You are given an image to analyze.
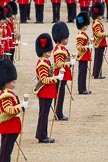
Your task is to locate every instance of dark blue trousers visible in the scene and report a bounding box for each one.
[92,47,105,78]
[78,61,88,93]
[54,80,67,118]
[52,3,61,22]
[36,98,52,140]
[0,134,18,162]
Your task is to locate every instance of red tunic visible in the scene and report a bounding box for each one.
[92,0,101,2]
[6,22,14,50]
[105,0,108,4]
[0,0,10,6]
[53,44,72,81]
[92,19,107,48]
[65,0,75,3]
[76,31,91,61]
[34,0,45,5]
[7,19,16,49]
[51,0,61,3]
[0,88,23,134]
[0,26,4,56]
[1,23,10,52]
[79,0,90,7]
[36,57,57,98]
[17,0,29,4]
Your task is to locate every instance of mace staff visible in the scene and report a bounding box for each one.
[15,141,27,161]
[50,105,58,120]
[66,83,74,101]
[14,19,21,61]
[49,68,65,139]
[16,94,29,162]
[49,80,61,139]
[88,38,94,91]
[103,46,108,64]
[98,46,108,78]
[16,111,25,162]
[69,65,74,118]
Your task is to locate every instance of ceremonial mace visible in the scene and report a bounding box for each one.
[69,64,74,118]
[16,93,29,162]
[88,38,93,91]
[98,46,108,78]
[68,53,76,118]
[49,68,65,138]
[15,19,21,61]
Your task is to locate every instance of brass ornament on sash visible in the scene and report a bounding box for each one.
[32,65,54,95]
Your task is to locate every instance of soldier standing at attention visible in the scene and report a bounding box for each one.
[0,59,28,162]
[79,0,90,12]
[17,0,29,23]
[35,33,59,143]
[52,21,75,120]
[51,0,61,23]
[90,2,108,79]
[34,0,45,23]
[76,11,92,94]
[66,0,76,23]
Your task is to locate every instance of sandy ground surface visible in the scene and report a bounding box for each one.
[8,2,108,162]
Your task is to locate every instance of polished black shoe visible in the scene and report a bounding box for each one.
[34,21,40,24]
[98,76,105,79]
[94,76,105,79]
[39,137,55,143]
[40,21,44,24]
[79,90,92,95]
[67,20,74,23]
[58,115,68,121]
[20,21,27,24]
[67,21,72,23]
[51,21,56,23]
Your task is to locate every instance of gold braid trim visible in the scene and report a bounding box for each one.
[0,90,22,123]
[0,113,15,124]
[76,33,88,61]
[54,49,67,56]
[36,60,50,70]
[0,91,15,100]
[92,20,100,29]
[76,33,87,40]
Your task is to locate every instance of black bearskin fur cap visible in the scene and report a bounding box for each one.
[52,21,69,43]
[4,5,12,18]
[8,1,18,15]
[0,59,17,90]
[35,33,53,57]
[76,11,90,30]
[0,6,6,20]
[90,2,104,20]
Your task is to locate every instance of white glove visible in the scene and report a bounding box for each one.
[88,44,93,50]
[71,58,76,65]
[57,73,64,80]
[16,113,21,117]
[22,100,28,110]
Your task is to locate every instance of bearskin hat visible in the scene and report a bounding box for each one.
[0,59,17,90]
[76,11,90,30]
[52,21,69,43]
[4,5,12,18]
[0,6,6,20]
[35,33,53,57]
[90,2,104,20]
[8,1,18,15]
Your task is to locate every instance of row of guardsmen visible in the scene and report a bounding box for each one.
[0,0,108,24]
[0,0,20,62]
[0,2,108,162]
